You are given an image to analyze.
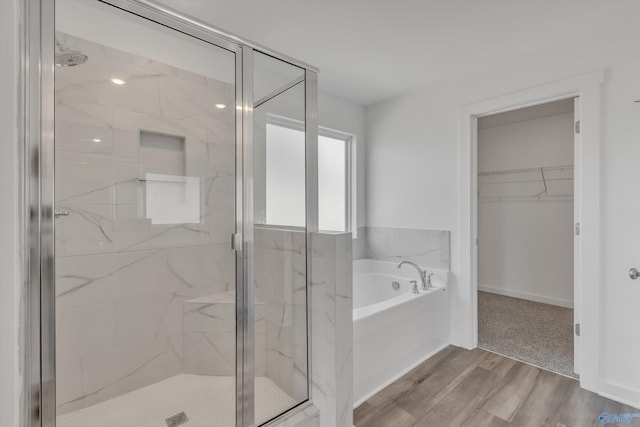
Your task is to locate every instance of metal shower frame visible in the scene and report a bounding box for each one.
[21,1,319,426]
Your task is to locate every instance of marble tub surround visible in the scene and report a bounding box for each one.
[362,226,450,270]
[54,32,237,413]
[311,232,353,427]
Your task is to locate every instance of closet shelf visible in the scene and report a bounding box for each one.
[478,164,573,177]
[478,164,573,199]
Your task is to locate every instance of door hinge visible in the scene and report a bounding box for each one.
[231,233,241,251]
[575,120,581,134]
[575,323,581,336]
[575,222,580,236]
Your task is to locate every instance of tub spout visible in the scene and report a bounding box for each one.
[397,260,427,291]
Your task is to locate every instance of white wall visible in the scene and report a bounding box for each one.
[478,110,574,172]
[366,15,640,407]
[477,111,574,308]
[0,1,21,426]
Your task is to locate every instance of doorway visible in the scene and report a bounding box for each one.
[475,99,577,377]
[459,70,603,392]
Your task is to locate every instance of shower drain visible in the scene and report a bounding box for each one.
[166,412,189,427]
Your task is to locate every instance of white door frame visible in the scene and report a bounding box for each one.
[458,70,603,392]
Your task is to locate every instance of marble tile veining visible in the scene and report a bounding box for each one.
[55,32,237,412]
[364,226,450,270]
[311,232,353,427]
[254,226,309,403]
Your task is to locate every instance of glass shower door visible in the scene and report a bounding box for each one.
[54,1,239,425]
[252,51,310,425]
[49,2,315,426]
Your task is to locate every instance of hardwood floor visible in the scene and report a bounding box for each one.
[354,346,639,427]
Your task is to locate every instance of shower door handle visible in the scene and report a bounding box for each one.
[54,208,70,219]
[231,233,241,251]
[629,268,640,280]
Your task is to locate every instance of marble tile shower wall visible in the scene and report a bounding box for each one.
[359,226,450,270]
[254,226,308,402]
[352,226,367,260]
[54,34,237,413]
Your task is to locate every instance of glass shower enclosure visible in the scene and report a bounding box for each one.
[28,1,317,426]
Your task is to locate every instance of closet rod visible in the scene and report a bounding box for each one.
[480,177,573,185]
[478,164,573,177]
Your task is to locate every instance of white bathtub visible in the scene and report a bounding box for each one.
[353,259,450,406]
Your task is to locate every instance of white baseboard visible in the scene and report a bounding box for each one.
[478,284,573,308]
[352,342,450,409]
[450,331,474,350]
[599,381,640,410]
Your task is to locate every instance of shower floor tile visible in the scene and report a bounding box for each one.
[57,375,297,427]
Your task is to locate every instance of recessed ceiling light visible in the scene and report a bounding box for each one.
[215,103,226,109]
[111,78,126,85]
[92,138,101,143]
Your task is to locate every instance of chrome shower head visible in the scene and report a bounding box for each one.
[55,39,88,67]
[56,52,88,67]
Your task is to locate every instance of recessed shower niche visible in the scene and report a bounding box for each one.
[138,131,201,225]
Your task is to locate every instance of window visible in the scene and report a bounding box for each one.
[265,123,306,227]
[264,117,354,233]
[318,132,349,232]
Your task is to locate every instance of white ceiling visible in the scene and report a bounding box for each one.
[158,0,640,106]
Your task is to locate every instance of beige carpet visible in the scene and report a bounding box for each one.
[478,291,576,378]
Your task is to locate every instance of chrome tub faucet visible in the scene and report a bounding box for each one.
[397,260,431,291]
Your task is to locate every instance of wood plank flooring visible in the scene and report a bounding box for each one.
[354,346,639,427]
